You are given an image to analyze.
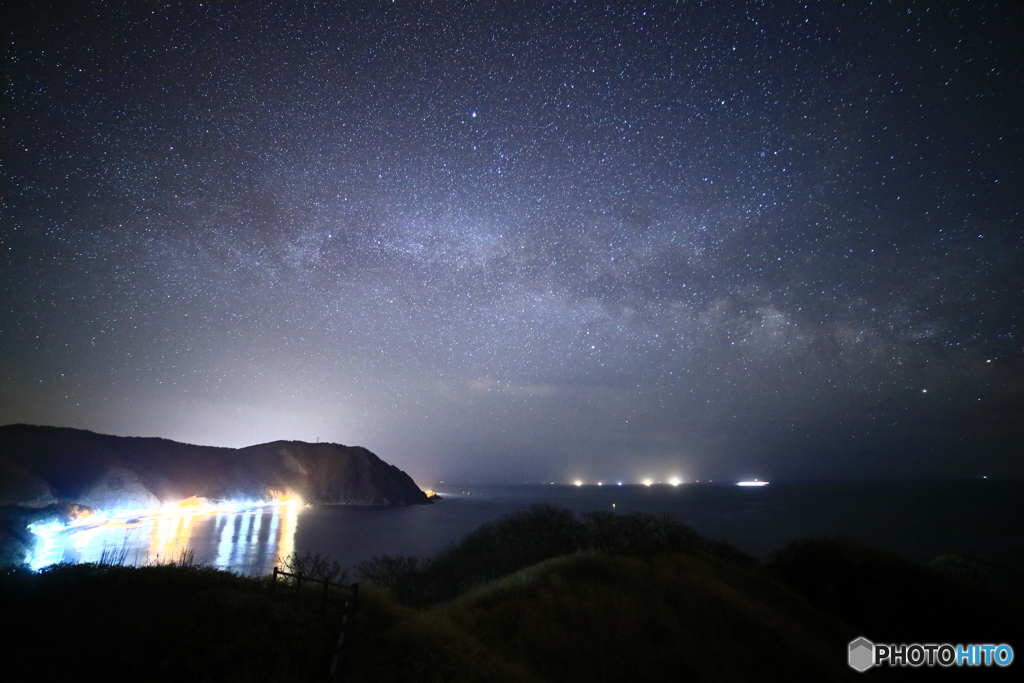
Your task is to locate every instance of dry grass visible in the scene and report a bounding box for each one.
[425,551,857,683]
[0,561,339,682]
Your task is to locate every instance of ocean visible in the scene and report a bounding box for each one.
[37,479,1024,574]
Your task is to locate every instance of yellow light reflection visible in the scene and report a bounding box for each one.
[275,499,298,569]
[227,509,255,567]
[149,507,198,563]
[215,513,233,568]
[29,495,304,572]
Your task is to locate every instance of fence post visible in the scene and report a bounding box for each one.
[271,566,278,594]
[329,583,358,683]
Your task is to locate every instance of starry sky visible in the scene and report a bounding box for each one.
[4,2,1023,484]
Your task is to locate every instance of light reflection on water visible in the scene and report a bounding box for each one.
[53,504,299,573]
[32,481,1024,575]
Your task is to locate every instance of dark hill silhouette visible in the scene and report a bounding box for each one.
[0,424,427,508]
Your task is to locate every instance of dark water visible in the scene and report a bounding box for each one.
[47,479,1024,573]
[297,480,1024,572]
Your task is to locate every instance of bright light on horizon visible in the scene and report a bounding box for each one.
[737,480,769,487]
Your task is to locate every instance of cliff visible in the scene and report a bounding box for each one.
[0,424,428,509]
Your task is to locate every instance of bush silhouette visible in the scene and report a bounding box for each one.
[767,536,1023,645]
[583,510,758,567]
[355,555,419,593]
[280,551,349,583]
[358,504,755,605]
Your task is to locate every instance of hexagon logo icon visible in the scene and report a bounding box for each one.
[849,637,875,672]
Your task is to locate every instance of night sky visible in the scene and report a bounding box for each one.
[4,2,1022,484]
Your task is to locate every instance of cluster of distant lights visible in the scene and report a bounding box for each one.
[569,478,768,487]
[26,494,302,570]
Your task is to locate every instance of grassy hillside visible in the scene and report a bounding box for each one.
[1,560,339,682]
[423,551,856,682]
[3,505,1020,682]
[347,536,1022,682]
[766,536,1024,646]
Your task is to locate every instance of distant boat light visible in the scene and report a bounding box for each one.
[737,480,769,487]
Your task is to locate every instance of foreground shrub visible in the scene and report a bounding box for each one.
[356,554,419,592]
[344,583,539,683]
[0,562,339,682]
[766,536,1024,645]
[433,552,855,683]
[280,550,350,583]
[358,504,756,605]
[928,553,1024,599]
[583,510,758,567]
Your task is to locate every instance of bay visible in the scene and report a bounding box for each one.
[42,479,1024,573]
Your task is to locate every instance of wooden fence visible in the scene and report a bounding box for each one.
[270,567,359,682]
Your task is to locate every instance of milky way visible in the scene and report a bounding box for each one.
[4,2,1022,482]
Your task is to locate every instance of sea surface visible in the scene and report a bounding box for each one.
[40,479,1024,574]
